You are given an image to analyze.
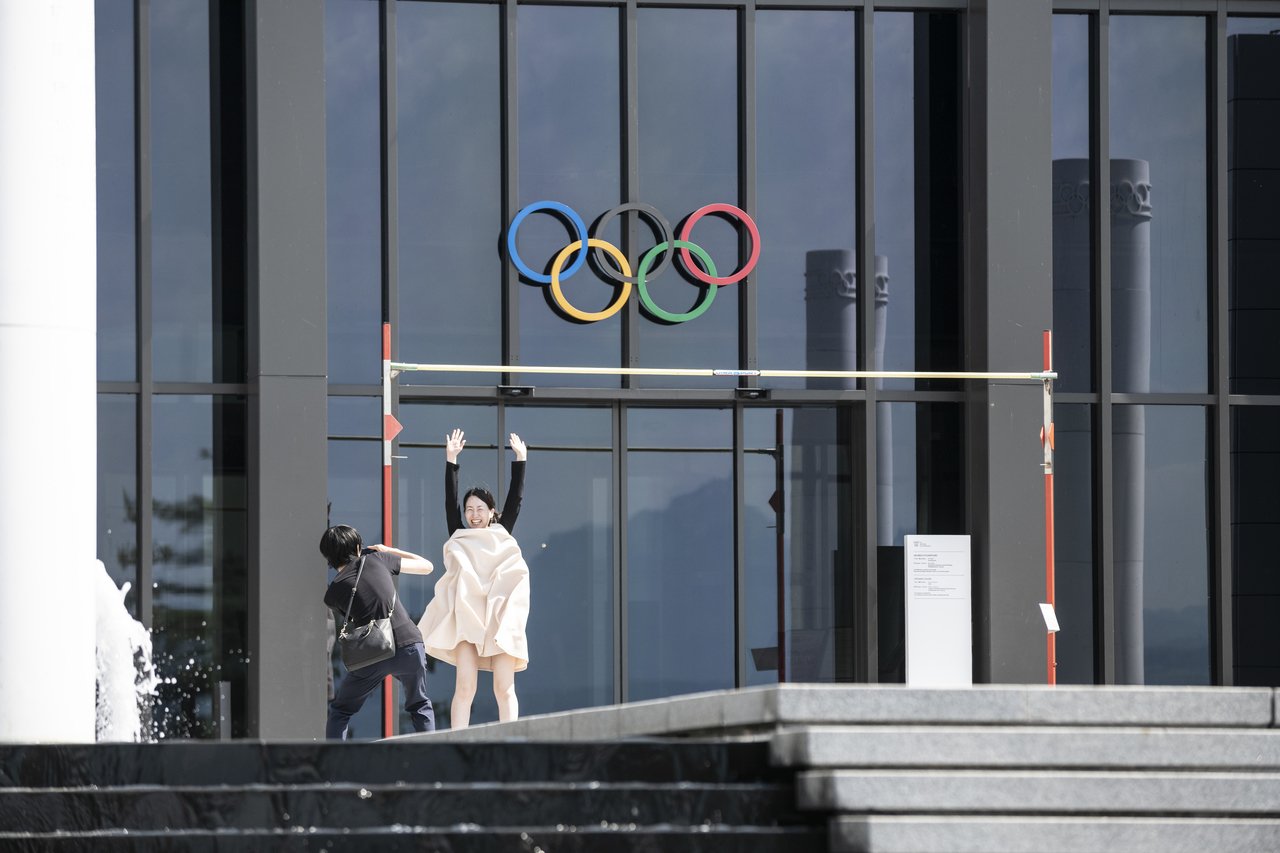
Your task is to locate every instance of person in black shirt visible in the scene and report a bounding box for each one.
[321,524,436,739]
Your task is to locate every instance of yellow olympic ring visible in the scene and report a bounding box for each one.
[549,239,633,322]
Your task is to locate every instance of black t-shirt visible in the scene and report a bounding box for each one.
[324,550,423,648]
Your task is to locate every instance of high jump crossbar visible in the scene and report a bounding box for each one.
[390,362,1057,382]
[377,328,1059,738]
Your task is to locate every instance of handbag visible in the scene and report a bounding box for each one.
[337,556,397,670]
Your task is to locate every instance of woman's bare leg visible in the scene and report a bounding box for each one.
[451,642,479,729]
[492,653,519,722]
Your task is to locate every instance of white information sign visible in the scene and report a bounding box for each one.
[905,534,972,687]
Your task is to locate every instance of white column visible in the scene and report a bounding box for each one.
[0,0,98,742]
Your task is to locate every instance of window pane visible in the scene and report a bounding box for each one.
[398,2,502,386]
[152,396,249,738]
[1055,404,1094,684]
[1051,14,1093,393]
[326,0,382,384]
[1227,24,1280,394]
[756,11,856,389]
[636,9,739,386]
[152,1,226,381]
[505,407,614,713]
[97,0,136,381]
[98,394,139,615]
[1110,16,1208,393]
[328,395,380,438]
[514,5,621,387]
[874,12,963,391]
[743,407,857,686]
[1231,407,1280,686]
[1113,405,1209,685]
[627,409,733,699]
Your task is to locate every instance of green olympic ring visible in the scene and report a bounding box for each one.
[636,241,718,324]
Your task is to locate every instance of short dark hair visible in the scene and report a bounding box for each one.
[319,524,363,568]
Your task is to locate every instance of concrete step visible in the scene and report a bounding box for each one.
[830,815,1280,853]
[798,769,1280,816]
[0,781,802,834]
[773,725,1280,770]
[404,684,1277,741]
[0,825,828,853]
[0,738,776,787]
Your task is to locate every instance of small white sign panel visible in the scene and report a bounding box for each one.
[905,534,972,687]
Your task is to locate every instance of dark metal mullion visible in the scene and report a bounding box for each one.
[623,0,639,387]
[1210,2,1232,685]
[380,0,398,334]
[502,0,520,381]
[732,403,746,688]
[739,1,758,384]
[496,403,507,506]
[1091,6,1116,684]
[854,6,878,682]
[615,403,627,703]
[136,0,154,630]
[730,0,757,693]
[380,1,401,507]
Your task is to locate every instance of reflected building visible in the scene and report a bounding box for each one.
[787,250,890,681]
[1053,158,1152,684]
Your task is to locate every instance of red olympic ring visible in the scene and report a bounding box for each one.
[677,203,761,286]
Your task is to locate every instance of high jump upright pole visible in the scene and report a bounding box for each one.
[381,323,402,735]
[1042,330,1057,685]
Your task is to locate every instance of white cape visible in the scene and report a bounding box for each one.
[417,526,530,671]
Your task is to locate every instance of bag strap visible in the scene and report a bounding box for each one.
[339,556,366,634]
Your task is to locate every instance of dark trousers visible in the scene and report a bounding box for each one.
[326,641,435,739]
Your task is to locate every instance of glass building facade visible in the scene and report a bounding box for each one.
[93,0,1280,738]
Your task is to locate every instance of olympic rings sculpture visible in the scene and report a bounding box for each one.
[506,200,761,323]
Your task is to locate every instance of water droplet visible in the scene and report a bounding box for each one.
[358,788,372,799]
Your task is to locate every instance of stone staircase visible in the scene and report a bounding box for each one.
[0,737,823,851]
[5,684,1280,851]
[412,683,1280,852]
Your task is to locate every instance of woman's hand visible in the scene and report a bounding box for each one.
[370,543,389,553]
[509,433,527,462]
[446,428,466,464]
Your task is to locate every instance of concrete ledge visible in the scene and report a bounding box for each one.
[396,684,1275,742]
[832,815,1280,853]
[772,725,1280,770]
[800,769,1280,815]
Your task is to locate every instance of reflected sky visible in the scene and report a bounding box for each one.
[1110,16,1208,393]
[755,11,856,387]
[96,0,136,381]
[636,9,739,385]
[1051,14,1093,392]
[326,0,382,384]
[397,2,502,384]
[515,6,621,385]
[874,12,917,385]
[151,0,214,382]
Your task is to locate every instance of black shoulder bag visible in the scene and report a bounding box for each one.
[337,556,397,670]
